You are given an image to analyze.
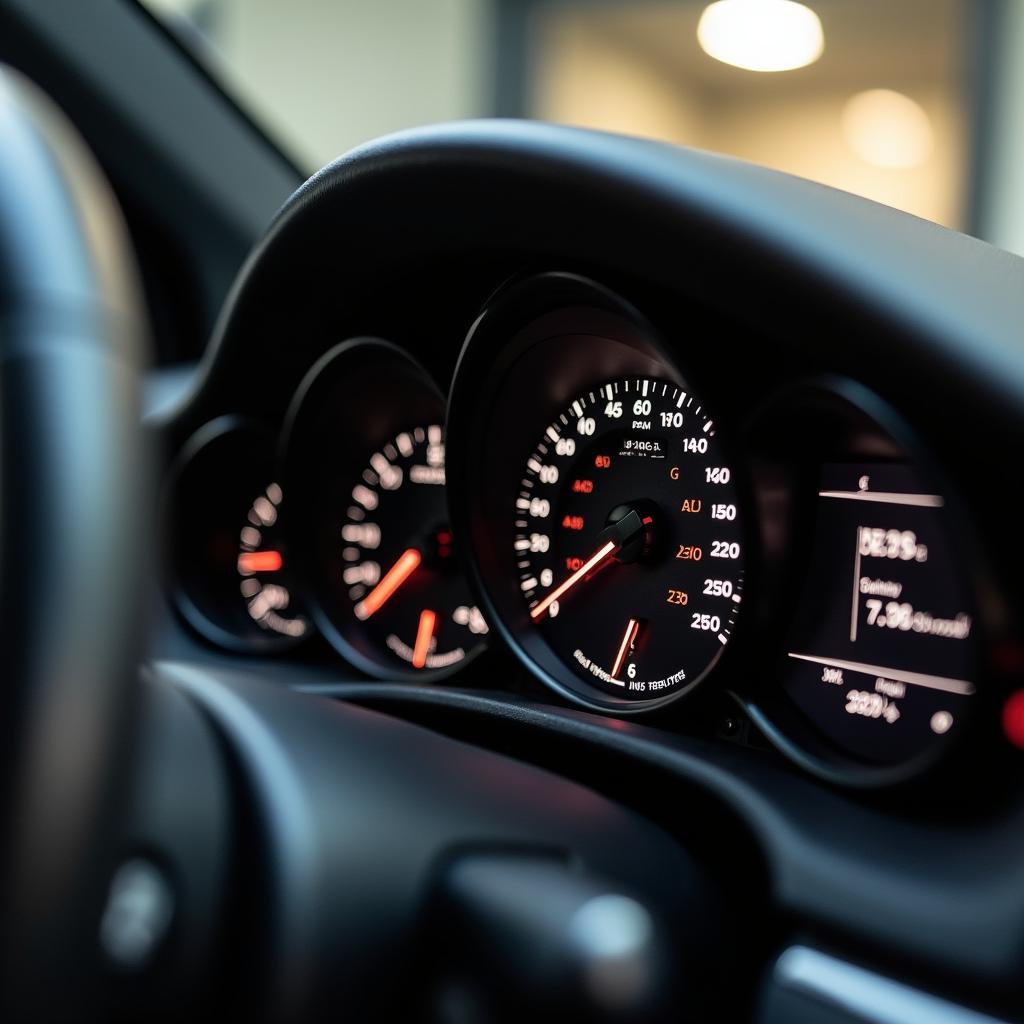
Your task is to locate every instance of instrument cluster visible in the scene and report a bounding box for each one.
[166,271,990,787]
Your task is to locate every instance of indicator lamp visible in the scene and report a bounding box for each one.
[1002,690,1024,750]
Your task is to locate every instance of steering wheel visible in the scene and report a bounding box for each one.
[0,67,146,1019]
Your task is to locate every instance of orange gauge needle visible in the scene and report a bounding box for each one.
[412,608,437,669]
[354,547,421,620]
[611,617,641,679]
[238,550,283,574]
[530,538,618,622]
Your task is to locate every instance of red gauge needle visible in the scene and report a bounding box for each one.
[611,617,641,678]
[530,509,648,622]
[354,547,421,620]
[530,538,618,621]
[237,550,283,574]
[412,608,437,669]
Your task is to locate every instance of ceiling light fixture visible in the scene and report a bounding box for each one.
[697,0,824,73]
[841,89,934,169]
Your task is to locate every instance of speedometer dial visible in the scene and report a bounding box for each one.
[446,273,750,712]
[516,376,744,700]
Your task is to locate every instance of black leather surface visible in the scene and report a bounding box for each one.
[0,67,147,1018]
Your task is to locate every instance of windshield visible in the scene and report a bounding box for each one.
[139,0,1023,255]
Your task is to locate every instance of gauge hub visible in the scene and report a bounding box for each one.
[602,501,661,562]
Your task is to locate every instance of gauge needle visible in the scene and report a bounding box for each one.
[530,538,618,621]
[611,617,641,679]
[354,547,421,620]
[530,510,646,622]
[238,550,283,574]
[412,608,437,669]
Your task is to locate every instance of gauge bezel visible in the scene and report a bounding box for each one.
[446,272,755,714]
[736,375,999,787]
[164,415,311,653]
[281,337,488,681]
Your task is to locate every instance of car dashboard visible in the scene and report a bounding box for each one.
[166,267,987,786]
[154,121,1024,1020]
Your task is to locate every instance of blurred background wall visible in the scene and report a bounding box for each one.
[144,0,1024,255]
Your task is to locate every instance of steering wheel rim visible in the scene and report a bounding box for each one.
[0,66,147,1018]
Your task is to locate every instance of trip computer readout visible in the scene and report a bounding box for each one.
[782,463,975,765]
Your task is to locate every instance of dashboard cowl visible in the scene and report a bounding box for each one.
[188,119,1024,438]
[171,119,1024,645]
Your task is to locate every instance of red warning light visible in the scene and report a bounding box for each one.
[1002,690,1024,749]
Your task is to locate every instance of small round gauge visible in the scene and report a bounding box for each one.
[167,418,310,651]
[237,482,308,639]
[514,376,744,700]
[283,338,488,679]
[446,272,748,713]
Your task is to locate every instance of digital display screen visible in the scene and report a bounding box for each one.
[782,463,975,765]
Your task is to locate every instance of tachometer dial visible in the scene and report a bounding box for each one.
[283,338,488,680]
[338,423,488,672]
[516,376,744,699]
